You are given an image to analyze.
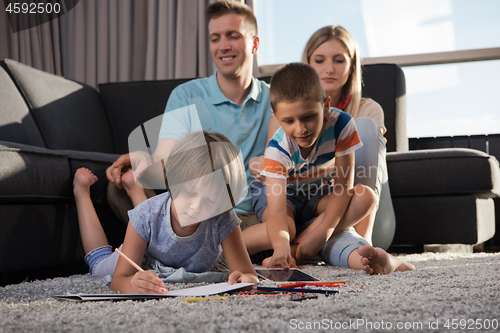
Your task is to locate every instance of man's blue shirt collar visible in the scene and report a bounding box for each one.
[208,70,262,106]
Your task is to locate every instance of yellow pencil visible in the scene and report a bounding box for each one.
[182,296,229,302]
[115,248,169,294]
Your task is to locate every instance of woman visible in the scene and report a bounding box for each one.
[303,25,386,138]
[302,25,394,248]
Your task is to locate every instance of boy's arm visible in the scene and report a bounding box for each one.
[294,152,355,262]
[221,227,259,285]
[110,223,165,294]
[265,177,295,268]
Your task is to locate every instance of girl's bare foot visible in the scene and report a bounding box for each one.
[73,168,98,195]
[357,245,415,275]
[121,169,148,207]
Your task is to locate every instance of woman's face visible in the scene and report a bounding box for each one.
[309,38,352,97]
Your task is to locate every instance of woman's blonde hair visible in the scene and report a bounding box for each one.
[302,25,362,118]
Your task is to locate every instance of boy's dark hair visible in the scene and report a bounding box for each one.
[270,63,326,112]
[206,0,258,35]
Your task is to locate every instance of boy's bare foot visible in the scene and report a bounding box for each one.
[357,245,415,275]
[261,256,272,267]
[73,168,98,195]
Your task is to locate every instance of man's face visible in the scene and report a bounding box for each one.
[208,13,259,79]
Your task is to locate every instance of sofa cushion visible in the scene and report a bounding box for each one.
[2,59,114,153]
[0,141,72,202]
[99,78,192,154]
[387,148,500,198]
[0,141,118,204]
[0,65,45,147]
[392,195,495,245]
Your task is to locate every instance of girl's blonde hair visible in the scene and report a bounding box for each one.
[165,131,246,215]
[302,25,362,118]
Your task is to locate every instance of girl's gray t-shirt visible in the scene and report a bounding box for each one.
[128,192,240,273]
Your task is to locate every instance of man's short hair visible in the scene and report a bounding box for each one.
[206,0,258,35]
[270,63,326,111]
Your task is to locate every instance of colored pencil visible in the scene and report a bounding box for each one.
[256,286,338,295]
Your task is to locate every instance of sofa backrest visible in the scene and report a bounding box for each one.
[1,59,114,153]
[361,63,408,152]
[0,65,46,147]
[100,63,407,155]
[99,78,192,154]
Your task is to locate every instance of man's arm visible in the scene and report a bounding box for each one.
[106,138,177,190]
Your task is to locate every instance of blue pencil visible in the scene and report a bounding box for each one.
[256,286,338,295]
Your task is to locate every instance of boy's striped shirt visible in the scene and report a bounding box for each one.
[260,108,362,191]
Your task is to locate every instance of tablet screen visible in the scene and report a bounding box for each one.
[255,268,319,282]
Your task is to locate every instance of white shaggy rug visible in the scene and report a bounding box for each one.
[1,252,499,332]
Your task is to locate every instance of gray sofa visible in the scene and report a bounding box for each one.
[1,59,498,285]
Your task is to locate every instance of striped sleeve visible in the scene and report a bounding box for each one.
[260,128,292,180]
[334,111,363,157]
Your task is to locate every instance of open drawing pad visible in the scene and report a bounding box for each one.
[255,268,319,282]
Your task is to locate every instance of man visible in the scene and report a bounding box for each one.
[106,1,270,228]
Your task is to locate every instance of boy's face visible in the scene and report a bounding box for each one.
[273,98,330,156]
[208,13,259,79]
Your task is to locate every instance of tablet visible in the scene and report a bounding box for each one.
[255,268,319,282]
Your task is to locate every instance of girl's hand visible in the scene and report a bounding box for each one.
[129,270,166,294]
[228,271,259,285]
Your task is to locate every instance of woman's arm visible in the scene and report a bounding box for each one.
[110,223,165,294]
[221,227,259,285]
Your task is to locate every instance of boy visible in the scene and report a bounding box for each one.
[243,63,415,274]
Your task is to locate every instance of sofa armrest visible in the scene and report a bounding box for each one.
[387,148,500,198]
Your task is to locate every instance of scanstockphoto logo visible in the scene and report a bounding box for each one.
[3,0,79,33]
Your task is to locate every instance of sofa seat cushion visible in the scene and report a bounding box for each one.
[59,150,120,203]
[0,141,72,202]
[387,148,500,198]
[392,195,495,245]
[0,141,118,204]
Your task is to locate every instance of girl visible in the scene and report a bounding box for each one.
[74,131,258,294]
